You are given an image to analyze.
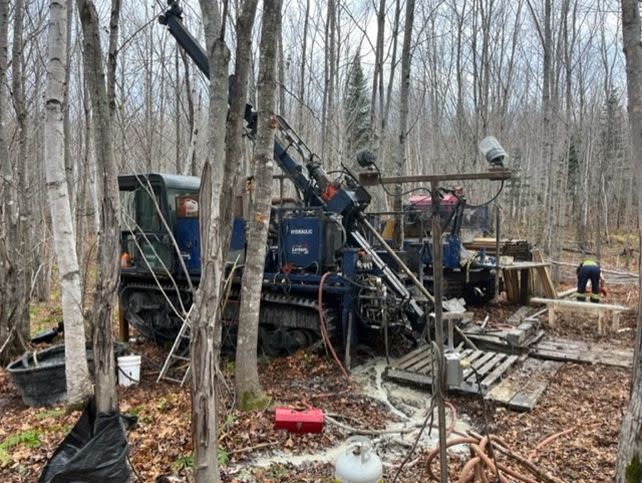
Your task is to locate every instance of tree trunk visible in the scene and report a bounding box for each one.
[190,1,230,481]
[0,0,27,365]
[11,0,31,351]
[616,0,642,481]
[393,0,415,247]
[107,0,121,120]
[63,0,74,212]
[297,0,310,133]
[224,0,258,250]
[45,0,92,407]
[235,0,281,409]
[221,0,258,388]
[321,0,336,161]
[76,0,119,414]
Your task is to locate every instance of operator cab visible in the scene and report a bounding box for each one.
[118,173,201,281]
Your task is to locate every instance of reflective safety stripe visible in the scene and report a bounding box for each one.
[582,259,598,266]
[590,294,600,300]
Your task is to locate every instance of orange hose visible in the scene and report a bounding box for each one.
[457,457,481,483]
[535,425,578,451]
[318,272,351,381]
[445,400,457,437]
[426,437,478,481]
[427,433,560,483]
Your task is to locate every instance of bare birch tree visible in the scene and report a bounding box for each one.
[235,0,282,409]
[10,0,32,353]
[223,0,258,244]
[45,0,92,406]
[76,0,119,413]
[616,0,642,480]
[189,0,230,480]
[0,0,28,365]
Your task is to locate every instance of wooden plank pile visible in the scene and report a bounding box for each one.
[498,248,556,302]
[463,238,532,260]
[462,307,544,352]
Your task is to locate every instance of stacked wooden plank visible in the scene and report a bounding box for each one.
[530,249,557,298]
[463,238,532,260]
[500,261,554,303]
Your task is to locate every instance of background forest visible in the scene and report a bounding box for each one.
[2,0,634,311]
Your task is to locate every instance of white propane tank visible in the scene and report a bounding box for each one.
[334,436,383,483]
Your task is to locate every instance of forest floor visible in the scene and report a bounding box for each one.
[0,257,638,482]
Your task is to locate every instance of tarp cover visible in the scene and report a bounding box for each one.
[38,400,133,483]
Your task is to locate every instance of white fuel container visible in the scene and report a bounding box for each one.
[334,436,383,483]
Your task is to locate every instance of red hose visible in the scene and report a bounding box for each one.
[318,272,351,381]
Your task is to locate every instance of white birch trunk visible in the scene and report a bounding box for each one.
[44,0,92,405]
[190,2,230,481]
[235,0,281,407]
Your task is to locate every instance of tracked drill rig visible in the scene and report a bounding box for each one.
[118,1,425,354]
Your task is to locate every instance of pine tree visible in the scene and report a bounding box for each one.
[343,54,371,163]
[600,89,625,166]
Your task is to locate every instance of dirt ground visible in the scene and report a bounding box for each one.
[0,263,638,482]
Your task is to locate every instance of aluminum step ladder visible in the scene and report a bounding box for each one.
[157,258,241,386]
[156,305,193,386]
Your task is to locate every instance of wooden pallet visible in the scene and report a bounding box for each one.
[531,336,633,368]
[387,346,521,395]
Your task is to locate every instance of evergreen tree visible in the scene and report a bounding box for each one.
[600,89,625,166]
[343,54,371,163]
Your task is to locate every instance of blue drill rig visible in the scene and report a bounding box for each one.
[118,1,496,354]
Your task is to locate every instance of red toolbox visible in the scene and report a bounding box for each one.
[274,407,325,434]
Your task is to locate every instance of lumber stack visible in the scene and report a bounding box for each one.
[464,238,532,260]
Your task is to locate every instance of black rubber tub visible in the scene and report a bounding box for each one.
[7,342,127,407]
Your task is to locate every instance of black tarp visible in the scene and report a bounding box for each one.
[39,400,134,483]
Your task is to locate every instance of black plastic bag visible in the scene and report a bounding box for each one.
[39,400,134,483]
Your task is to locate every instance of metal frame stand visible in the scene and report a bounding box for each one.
[362,169,511,483]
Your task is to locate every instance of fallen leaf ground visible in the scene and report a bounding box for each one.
[0,273,637,482]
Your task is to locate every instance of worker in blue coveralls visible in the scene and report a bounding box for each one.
[576,259,607,303]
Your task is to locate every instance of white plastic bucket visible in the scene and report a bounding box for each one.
[117,355,141,387]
